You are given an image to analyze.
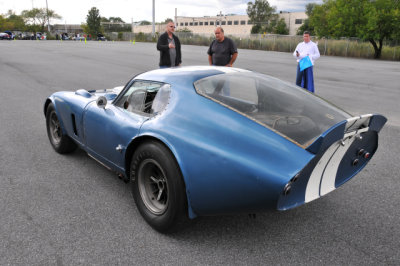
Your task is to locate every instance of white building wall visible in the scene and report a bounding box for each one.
[132,13,307,36]
[279,12,308,35]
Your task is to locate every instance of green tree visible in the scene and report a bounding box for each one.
[6,13,26,31]
[109,17,125,23]
[358,0,400,58]
[250,24,262,34]
[21,8,61,32]
[162,18,173,23]
[176,27,191,33]
[273,18,289,35]
[247,0,276,34]
[139,20,151,25]
[0,15,10,31]
[310,0,400,58]
[85,7,102,36]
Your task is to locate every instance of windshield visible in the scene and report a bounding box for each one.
[194,72,351,147]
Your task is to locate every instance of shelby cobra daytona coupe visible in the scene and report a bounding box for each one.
[44,66,386,232]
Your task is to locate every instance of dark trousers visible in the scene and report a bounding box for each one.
[296,64,315,93]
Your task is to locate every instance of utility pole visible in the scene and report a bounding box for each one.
[45,0,51,32]
[152,0,155,36]
[216,11,224,27]
[175,8,177,29]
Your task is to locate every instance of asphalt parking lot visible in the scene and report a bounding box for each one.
[0,40,399,265]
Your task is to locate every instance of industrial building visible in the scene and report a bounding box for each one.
[133,12,307,36]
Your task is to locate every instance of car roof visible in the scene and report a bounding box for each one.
[134,66,251,86]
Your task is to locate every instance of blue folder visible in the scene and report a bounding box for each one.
[299,56,313,71]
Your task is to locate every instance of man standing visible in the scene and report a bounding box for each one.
[293,31,320,93]
[157,21,182,68]
[208,27,238,67]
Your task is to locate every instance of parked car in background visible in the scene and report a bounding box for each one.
[72,36,85,41]
[4,31,14,39]
[44,66,387,232]
[61,33,70,40]
[97,33,106,41]
[0,32,12,40]
[34,32,46,40]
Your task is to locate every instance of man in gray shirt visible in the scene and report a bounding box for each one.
[207,27,238,67]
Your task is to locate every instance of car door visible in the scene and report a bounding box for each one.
[83,80,166,172]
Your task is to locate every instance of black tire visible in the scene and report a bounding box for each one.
[131,141,188,233]
[46,103,77,154]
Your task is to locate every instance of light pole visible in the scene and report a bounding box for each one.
[45,0,50,32]
[216,11,224,27]
[152,0,155,36]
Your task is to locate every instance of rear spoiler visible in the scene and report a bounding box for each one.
[306,114,387,154]
[277,113,387,210]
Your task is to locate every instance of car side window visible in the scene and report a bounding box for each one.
[115,81,170,116]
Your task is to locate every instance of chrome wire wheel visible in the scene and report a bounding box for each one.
[49,111,62,145]
[138,158,169,215]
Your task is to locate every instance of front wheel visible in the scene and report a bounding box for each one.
[46,103,77,154]
[131,141,187,232]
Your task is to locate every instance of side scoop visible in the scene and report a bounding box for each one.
[277,113,387,210]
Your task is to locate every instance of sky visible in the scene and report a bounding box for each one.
[0,0,322,24]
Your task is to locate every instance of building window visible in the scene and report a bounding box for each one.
[185,22,188,26]
[180,23,183,26]
[199,22,203,26]
[210,21,214,25]
[295,19,303,24]
[189,22,193,26]
[205,21,208,26]
[194,22,198,26]
[221,21,226,25]
[234,20,239,25]
[248,20,253,25]
[228,21,232,25]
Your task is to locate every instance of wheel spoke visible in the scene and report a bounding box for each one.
[150,175,158,183]
[156,188,163,201]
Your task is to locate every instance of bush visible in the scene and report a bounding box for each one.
[105,31,399,61]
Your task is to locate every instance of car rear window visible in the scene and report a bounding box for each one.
[194,72,351,147]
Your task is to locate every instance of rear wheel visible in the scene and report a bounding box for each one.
[131,141,187,232]
[46,103,77,154]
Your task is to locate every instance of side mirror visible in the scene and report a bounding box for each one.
[96,96,107,109]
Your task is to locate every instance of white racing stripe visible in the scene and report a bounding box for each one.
[305,115,370,203]
[320,137,355,196]
[305,140,340,203]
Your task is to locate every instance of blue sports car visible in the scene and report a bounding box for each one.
[44,66,386,232]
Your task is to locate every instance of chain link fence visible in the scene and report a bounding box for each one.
[105,31,400,61]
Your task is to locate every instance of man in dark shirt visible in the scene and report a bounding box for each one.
[207,27,238,67]
[157,21,182,68]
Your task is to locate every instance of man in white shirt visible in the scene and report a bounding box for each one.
[293,31,320,93]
